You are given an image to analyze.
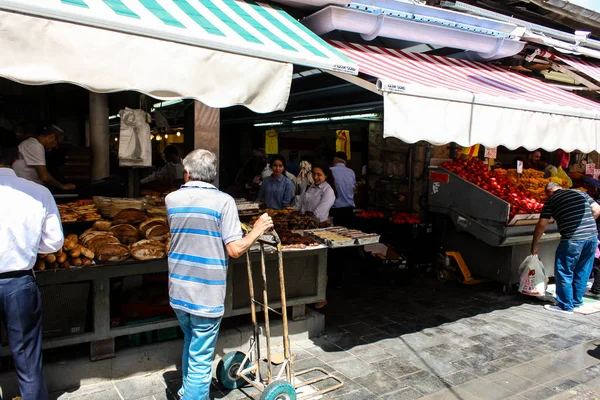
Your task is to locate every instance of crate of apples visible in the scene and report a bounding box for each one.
[440,158,544,220]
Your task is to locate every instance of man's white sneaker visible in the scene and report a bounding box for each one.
[544,304,573,314]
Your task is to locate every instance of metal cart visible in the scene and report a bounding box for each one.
[216,231,343,400]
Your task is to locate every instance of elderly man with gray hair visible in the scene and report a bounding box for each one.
[166,149,273,400]
[532,182,600,314]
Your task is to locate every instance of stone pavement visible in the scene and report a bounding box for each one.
[49,279,600,400]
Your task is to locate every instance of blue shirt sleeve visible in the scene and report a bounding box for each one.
[282,178,293,207]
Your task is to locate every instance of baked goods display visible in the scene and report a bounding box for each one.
[305,227,380,247]
[276,229,320,250]
[36,205,171,271]
[35,234,95,271]
[58,200,102,223]
[250,208,324,231]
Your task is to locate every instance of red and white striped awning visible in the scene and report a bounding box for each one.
[555,55,600,85]
[332,41,600,152]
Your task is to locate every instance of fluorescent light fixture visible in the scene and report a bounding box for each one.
[292,117,331,124]
[152,99,183,109]
[108,114,119,120]
[330,113,379,121]
[253,121,284,127]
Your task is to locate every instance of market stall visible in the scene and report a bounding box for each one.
[21,198,377,360]
[428,157,566,287]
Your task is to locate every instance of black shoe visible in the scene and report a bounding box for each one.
[585,291,600,299]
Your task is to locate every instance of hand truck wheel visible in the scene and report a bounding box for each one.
[259,380,296,400]
[216,351,249,390]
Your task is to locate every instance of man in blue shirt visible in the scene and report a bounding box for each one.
[166,149,273,399]
[532,182,600,314]
[329,152,356,227]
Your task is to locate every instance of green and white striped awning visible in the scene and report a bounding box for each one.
[0,0,357,74]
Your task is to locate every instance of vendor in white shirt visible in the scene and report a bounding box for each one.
[12,124,76,190]
[299,162,337,223]
[141,145,184,189]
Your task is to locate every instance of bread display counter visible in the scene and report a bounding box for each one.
[25,198,329,361]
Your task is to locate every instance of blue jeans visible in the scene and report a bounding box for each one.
[0,274,47,400]
[555,238,598,311]
[175,309,221,400]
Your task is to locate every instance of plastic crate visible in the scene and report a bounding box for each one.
[40,282,91,338]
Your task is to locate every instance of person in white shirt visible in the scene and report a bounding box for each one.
[0,141,63,400]
[12,124,76,190]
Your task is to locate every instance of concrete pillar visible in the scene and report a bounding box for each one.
[193,101,220,187]
[89,92,109,181]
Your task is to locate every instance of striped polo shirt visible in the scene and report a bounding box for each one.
[540,189,598,241]
[166,181,242,318]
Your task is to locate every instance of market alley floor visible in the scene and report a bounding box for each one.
[50,278,600,400]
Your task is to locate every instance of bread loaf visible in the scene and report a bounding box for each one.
[93,220,112,231]
[146,224,170,242]
[113,208,146,225]
[86,235,120,253]
[130,240,166,261]
[110,224,139,245]
[66,234,79,243]
[139,218,168,236]
[96,243,130,262]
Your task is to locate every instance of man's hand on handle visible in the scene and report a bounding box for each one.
[252,213,274,236]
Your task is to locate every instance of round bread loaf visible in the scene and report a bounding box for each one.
[86,235,120,253]
[96,243,130,262]
[130,240,166,261]
[110,224,139,245]
[93,220,112,231]
[113,208,147,225]
[139,218,168,236]
[146,224,170,242]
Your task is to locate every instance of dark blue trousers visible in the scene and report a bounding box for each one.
[0,274,47,400]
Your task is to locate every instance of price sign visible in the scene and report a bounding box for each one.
[517,160,523,174]
[586,163,596,175]
[594,169,600,179]
[484,147,497,159]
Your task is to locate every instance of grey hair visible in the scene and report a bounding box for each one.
[183,149,217,183]
[545,182,562,192]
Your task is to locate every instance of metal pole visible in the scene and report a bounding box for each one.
[276,241,293,383]
[89,92,110,181]
[246,252,261,383]
[260,243,273,383]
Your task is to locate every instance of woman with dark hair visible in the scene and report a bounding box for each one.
[299,162,337,222]
[256,155,294,210]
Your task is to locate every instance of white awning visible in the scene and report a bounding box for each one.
[334,41,600,152]
[0,0,358,113]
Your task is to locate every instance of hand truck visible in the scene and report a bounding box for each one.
[216,229,343,400]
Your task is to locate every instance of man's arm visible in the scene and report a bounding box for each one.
[34,165,74,190]
[588,197,600,220]
[531,218,550,255]
[226,213,273,259]
[38,193,64,254]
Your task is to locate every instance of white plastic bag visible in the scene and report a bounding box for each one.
[518,255,547,297]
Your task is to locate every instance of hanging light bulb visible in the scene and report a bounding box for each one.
[176,131,181,137]
[114,137,118,142]
[150,134,155,140]
[156,134,163,141]
[165,133,169,139]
